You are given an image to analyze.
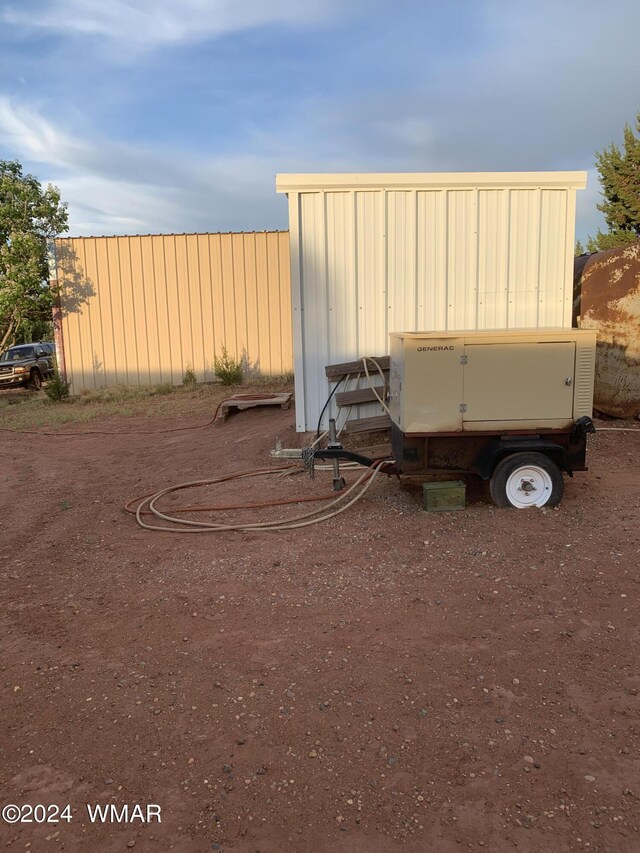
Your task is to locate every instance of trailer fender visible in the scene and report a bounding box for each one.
[475,439,571,480]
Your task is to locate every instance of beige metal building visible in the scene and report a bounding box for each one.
[277,171,587,432]
[53,231,292,392]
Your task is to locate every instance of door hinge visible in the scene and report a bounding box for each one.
[459,403,467,413]
[460,354,468,365]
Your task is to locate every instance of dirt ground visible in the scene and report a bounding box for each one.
[1,397,639,852]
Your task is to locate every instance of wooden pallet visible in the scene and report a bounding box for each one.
[324,354,391,435]
[358,442,392,459]
[335,386,386,408]
[325,355,389,381]
[341,414,392,434]
[218,392,292,420]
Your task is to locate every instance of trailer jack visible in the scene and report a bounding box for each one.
[271,419,396,489]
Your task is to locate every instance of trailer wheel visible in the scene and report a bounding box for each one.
[490,452,563,509]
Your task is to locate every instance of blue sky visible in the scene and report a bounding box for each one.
[0,0,638,241]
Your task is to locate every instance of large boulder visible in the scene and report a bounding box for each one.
[575,242,640,419]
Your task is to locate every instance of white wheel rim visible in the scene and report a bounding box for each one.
[505,465,553,508]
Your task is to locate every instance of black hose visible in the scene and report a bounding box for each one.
[316,376,345,439]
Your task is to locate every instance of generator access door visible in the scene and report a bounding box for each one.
[462,342,576,429]
[399,337,464,432]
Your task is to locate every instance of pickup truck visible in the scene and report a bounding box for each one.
[0,342,55,390]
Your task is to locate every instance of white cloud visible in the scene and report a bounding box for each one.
[0,97,289,235]
[2,0,342,49]
[0,94,610,241]
[285,0,639,241]
[0,96,196,191]
[0,97,91,170]
[56,175,179,235]
[2,0,637,241]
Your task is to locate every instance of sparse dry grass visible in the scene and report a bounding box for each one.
[0,376,294,431]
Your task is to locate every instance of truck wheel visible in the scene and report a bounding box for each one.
[490,452,563,509]
[28,369,43,391]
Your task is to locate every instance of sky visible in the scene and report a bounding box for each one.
[0,0,638,241]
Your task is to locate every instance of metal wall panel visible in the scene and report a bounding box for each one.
[54,232,293,392]
[417,190,448,329]
[477,189,509,329]
[356,190,386,356]
[277,172,586,432]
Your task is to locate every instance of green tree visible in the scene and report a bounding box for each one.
[587,112,640,253]
[0,160,68,350]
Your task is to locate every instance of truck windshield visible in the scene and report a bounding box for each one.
[0,346,35,361]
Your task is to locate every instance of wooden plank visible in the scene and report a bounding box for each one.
[335,386,386,407]
[325,354,389,381]
[358,442,392,459]
[342,414,391,433]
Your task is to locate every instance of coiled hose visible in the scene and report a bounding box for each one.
[127,459,392,534]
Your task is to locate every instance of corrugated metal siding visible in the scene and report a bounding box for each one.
[277,173,585,432]
[54,232,293,392]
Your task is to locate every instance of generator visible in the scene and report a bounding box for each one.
[272,328,597,510]
[388,329,597,508]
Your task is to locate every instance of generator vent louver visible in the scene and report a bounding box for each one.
[574,345,596,419]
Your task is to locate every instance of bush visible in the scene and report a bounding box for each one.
[213,346,243,386]
[44,367,71,402]
[239,347,261,382]
[182,364,197,387]
[153,382,174,396]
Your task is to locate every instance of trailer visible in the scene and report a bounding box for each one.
[281,328,598,510]
[387,328,596,508]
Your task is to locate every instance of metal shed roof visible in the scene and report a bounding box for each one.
[277,171,587,191]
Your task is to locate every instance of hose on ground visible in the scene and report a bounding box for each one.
[125,465,343,515]
[131,459,393,534]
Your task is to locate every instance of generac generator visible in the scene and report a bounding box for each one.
[388,329,597,508]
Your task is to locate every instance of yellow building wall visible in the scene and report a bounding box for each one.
[53,232,293,391]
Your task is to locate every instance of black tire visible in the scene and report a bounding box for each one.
[28,369,42,391]
[489,451,564,509]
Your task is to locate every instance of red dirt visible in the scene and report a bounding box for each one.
[1,406,639,852]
